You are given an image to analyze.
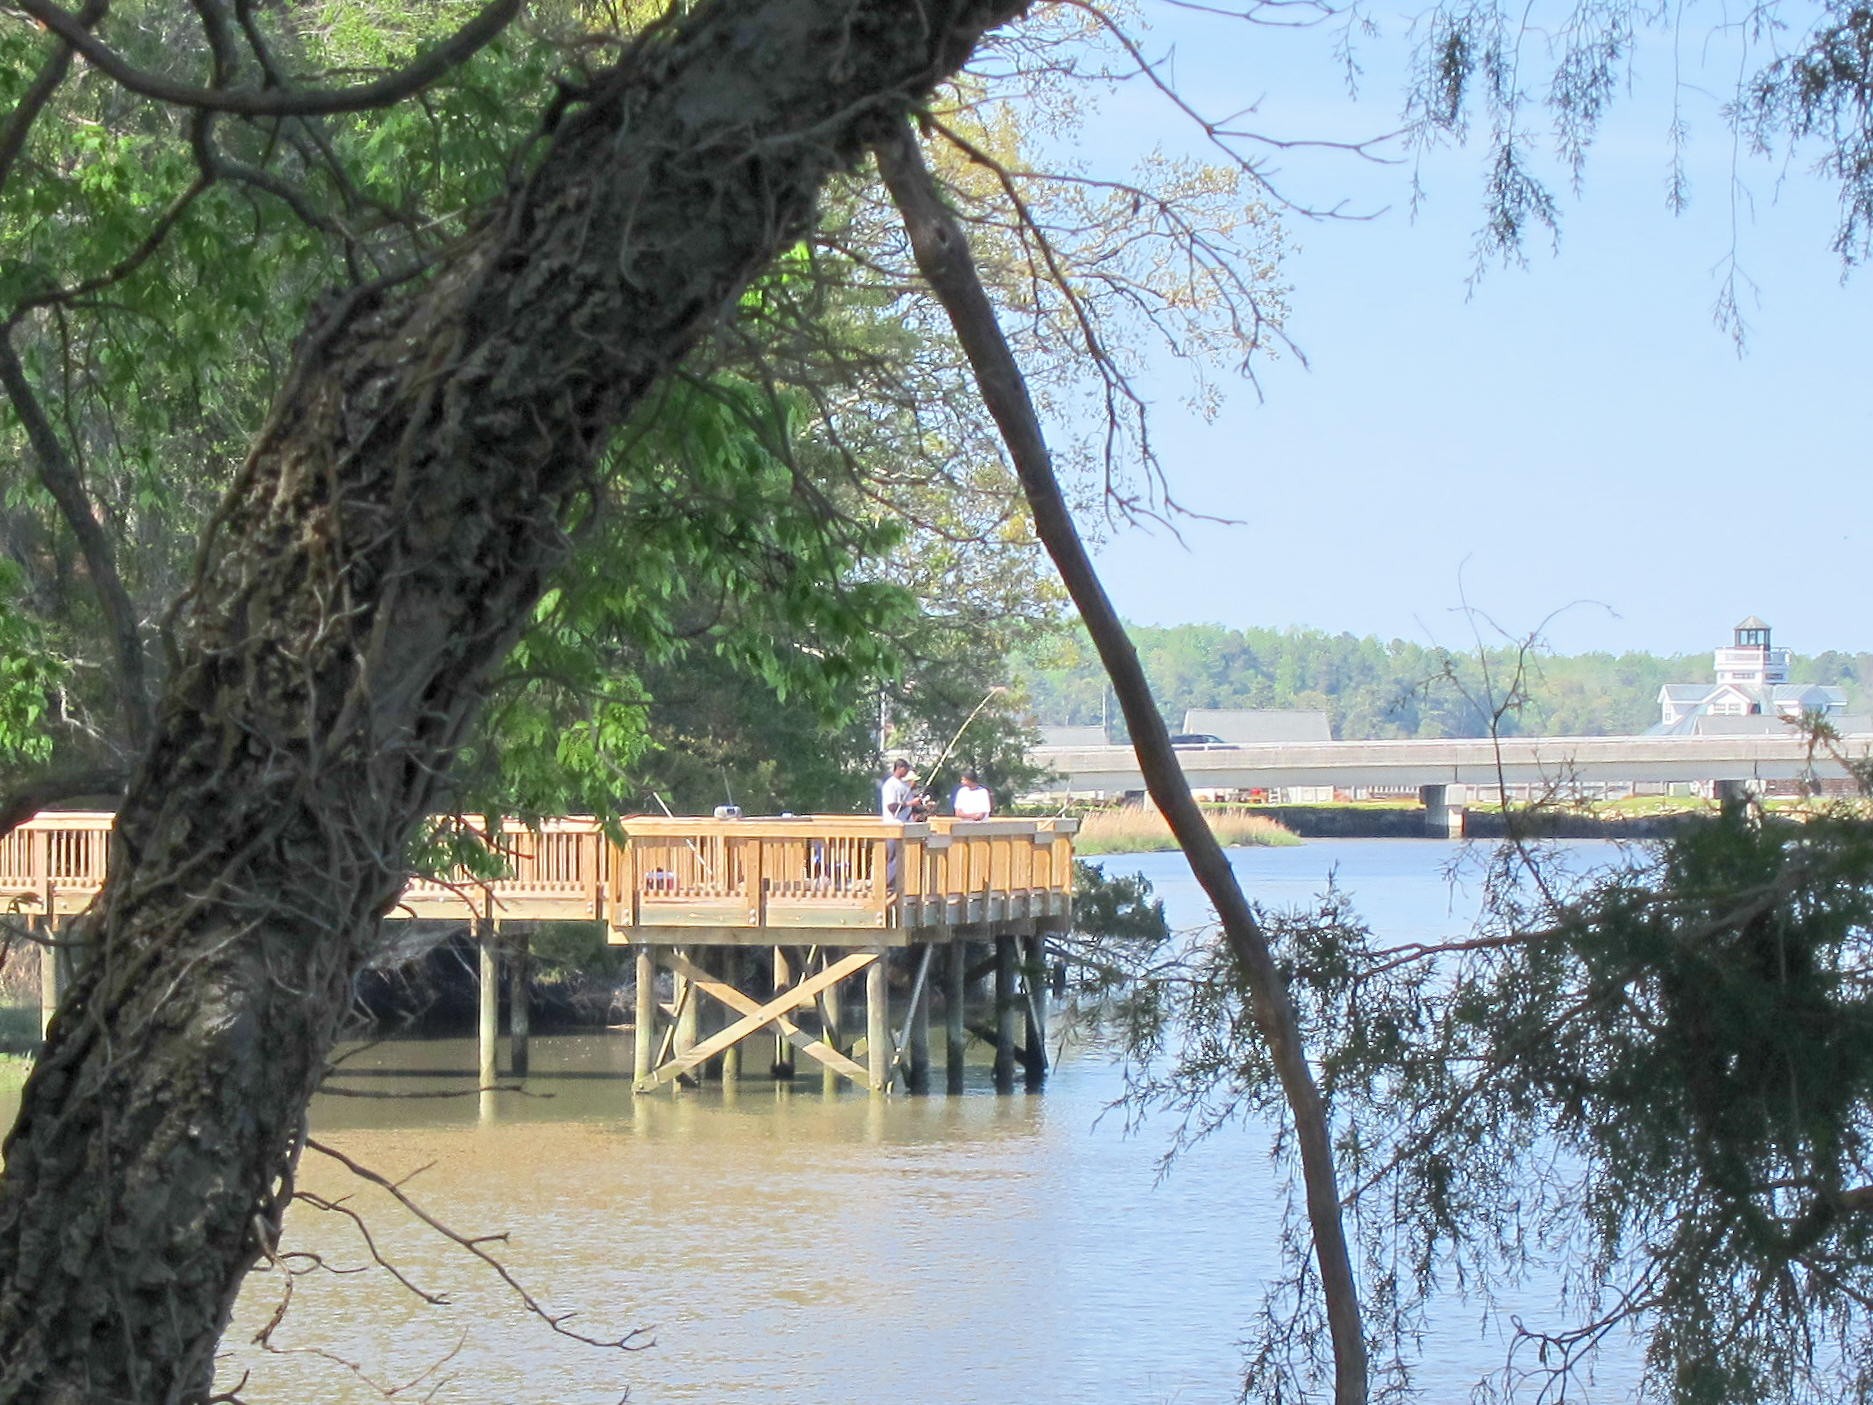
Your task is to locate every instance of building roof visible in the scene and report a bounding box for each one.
[1736,614,1771,631]
[1648,682,1849,734]
[1037,724,1109,748]
[1182,709,1334,743]
[1779,684,1849,708]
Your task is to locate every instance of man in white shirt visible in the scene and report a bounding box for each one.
[952,770,992,820]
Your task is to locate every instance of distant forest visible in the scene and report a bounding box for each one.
[1013,624,1873,741]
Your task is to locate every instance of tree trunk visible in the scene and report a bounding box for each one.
[0,1,1019,1398]
[874,121,1370,1404]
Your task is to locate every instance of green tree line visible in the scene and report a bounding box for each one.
[1016,623,1873,739]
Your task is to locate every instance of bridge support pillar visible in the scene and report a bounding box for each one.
[1714,777,1756,817]
[1420,784,1466,838]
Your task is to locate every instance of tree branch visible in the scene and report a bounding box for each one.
[872,115,1370,1405]
[0,0,106,198]
[0,333,152,752]
[13,0,523,117]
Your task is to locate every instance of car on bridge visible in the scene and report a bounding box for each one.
[1168,732,1232,747]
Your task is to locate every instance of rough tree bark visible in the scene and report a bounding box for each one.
[0,0,1022,1398]
[873,120,1369,1403]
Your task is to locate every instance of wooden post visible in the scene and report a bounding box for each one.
[907,942,931,1094]
[866,946,892,1095]
[37,919,59,1041]
[946,937,967,1095]
[476,918,498,1087]
[771,945,794,1079]
[1023,931,1048,1090]
[994,934,1017,1093]
[674,945,699,1083]
[508,929,531,1079]
[820,949,843,1096]
[633,944,657,1087]
[691,946,720,1082]
[720,947,743,1083]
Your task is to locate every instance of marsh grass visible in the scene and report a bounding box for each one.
[1073,802,1299,856]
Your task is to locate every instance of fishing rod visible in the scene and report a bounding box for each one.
[917,684,1008,797]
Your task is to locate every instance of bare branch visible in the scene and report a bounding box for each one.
[13,0,523,117]
[0,333,152,751]
[305,1139,652,1354]
[872,115,1369,1405]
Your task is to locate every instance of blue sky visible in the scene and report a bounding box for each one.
[1048,4,1873,659]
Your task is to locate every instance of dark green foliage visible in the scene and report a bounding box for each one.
[1069,859,1170,948]
[1015,620,1871,741]
[1116,806,1873,1402]
[1016,621,1717,738]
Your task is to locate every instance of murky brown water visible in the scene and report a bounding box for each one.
[203,1026,1285,1405]
[3,841,1643,1403]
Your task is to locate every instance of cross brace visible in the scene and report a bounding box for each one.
[636,948,881,1092]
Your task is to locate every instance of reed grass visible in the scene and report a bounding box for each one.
[1071,802,1300,856]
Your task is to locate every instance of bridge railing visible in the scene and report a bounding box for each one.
[0,811,1078,937]
[0,811,113,916]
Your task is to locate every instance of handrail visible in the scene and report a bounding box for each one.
[0,811,1078,936]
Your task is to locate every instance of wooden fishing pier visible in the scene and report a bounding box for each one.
[2,812,1078,1095]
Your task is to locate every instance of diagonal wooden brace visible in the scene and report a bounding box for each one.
[636,949,878,1091]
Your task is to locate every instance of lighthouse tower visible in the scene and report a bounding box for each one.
[1713,615,1790,692]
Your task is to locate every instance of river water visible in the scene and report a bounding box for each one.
[11,839,1647,1402]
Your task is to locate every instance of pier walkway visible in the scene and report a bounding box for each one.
[2,812,1079,1096]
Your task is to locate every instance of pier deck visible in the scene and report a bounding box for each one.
[0,812,1077,939]
[3,811,1078,1096]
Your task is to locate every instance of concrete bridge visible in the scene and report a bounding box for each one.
[1031,731,1873,799]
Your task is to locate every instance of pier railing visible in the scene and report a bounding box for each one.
[0,812,1077,941]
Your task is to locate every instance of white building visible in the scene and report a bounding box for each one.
[1653,617,1847,734]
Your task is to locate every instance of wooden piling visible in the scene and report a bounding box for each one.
[720,947,743,1083]
[771,945,794,1079]
[867,946,892,1095]
[994,934,1017,1093]
[37,919,58,1039]
[633,944,657,1087]
[908,942,931,1094]
[820,949,842,1096]
[1023,932,1048,1090]
[674,945,699,1082]
[476,918,498,1088]
[508,930,531,1079]
[946,937,967,1094]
